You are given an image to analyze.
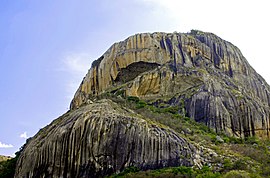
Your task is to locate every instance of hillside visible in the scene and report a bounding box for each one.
[15,30,270,177]
[0,155,11,163]
[0,155,16,178]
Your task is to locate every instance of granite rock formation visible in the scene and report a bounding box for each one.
[15,30,270,177]
[71,30,270,138]
[15,100,202,177]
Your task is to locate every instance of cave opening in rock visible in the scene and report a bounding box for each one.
[114,61,160,83]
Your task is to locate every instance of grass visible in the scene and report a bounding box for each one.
[108,166,221,178]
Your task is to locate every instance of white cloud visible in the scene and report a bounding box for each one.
[20,132,28,139]
[63,53,92,75]
[0,142,13,148]
[62,53,93,100]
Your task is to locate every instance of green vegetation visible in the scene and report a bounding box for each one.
[108,166,221,178]
[222,170,259,178]
[0,141,27,178]
[109,163,266,177]
[110,166,139,177]
[0,157,17,178]
[231,89,244,100]
[0,152,20,178]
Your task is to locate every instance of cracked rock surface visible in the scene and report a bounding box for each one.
[15,30,270,177]
[71,31,270,138]
[15,100,201,178]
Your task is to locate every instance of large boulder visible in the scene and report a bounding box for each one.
[15,100,201,177]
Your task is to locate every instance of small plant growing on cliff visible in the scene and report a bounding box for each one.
[244,136,259,145]
[127,96,140,103]
[136,100,147,109]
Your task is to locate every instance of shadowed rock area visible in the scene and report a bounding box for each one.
[115,61,160,84]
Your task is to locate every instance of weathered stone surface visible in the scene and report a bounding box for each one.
[71,30,270,138]
[15,99,201,178]
[15,30,270,177]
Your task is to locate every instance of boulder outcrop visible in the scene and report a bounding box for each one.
[15,100,201,177]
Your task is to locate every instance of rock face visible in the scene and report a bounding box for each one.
[15,100,201,178]
[71,30,270,138]
[15,30,270,177]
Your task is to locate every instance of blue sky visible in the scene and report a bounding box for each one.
[1,0,270,156]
